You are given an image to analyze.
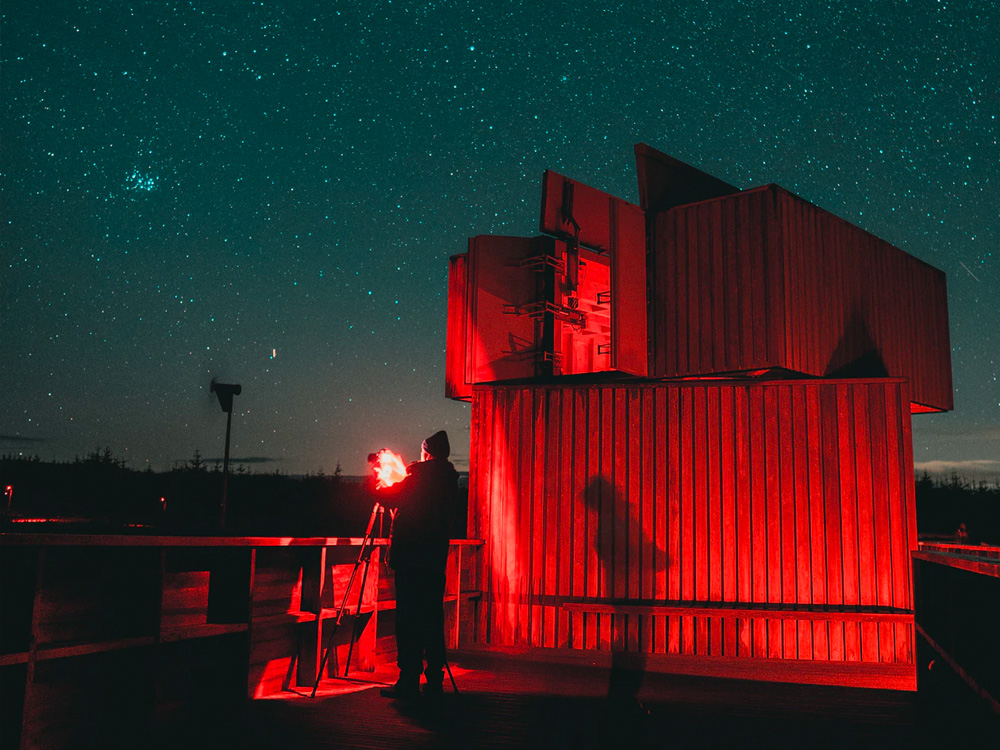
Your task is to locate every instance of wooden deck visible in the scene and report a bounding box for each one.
[5,535,994,748]
[153,651,995,749]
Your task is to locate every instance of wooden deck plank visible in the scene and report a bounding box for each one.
[153,652,992,750]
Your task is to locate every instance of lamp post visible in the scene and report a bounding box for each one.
[210,381,241,529]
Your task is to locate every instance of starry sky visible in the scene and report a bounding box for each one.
[2,1,997,477]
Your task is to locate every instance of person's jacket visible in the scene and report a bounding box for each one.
[379,457,458,571]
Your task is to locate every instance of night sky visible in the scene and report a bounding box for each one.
[2,1,997,477]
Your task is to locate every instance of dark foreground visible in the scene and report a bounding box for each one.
[153,651,995,749]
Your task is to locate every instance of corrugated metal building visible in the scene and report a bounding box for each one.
[650,184,952,411]
[447,144,951,690]
[469,379,917,689]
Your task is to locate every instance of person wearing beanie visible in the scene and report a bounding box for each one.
[376,430,458,700]
[421,430,450,463]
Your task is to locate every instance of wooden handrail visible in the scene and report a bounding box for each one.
[912,548,1000,579]
[0,533,485,548]
[562,601,913,622]
[916,541,999,558]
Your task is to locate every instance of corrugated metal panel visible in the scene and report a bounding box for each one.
[455,174,650,382]
[445,253,471,400]
[466,235,548,384]
[610,200,648,377]
[540,171,649,376]
[651,185,952,412]
[774,189,953,412]
[470,379,915,678]
[540,170,633,252]
[652,186,777,379]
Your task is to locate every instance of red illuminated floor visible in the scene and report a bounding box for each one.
[158,652,995,749]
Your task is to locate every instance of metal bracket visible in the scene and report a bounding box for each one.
[540,350,563,367]
[596,291,612,305]
[509,253,566,274]
[497,347,563,368]
[502,301,586,328]
[499,347,540,361]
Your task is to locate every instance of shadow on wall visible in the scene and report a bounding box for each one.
[825,309,889,379]
[583,475,656,729]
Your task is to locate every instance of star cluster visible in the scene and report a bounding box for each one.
[2,1,997,476]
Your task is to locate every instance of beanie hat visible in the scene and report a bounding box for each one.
[422,430,450,460]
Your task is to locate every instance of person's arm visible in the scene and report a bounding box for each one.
[373,462,420,510]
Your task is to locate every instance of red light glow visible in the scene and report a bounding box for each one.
[373,449,407,489]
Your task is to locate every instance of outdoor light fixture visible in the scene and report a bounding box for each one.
[210,379,242,528]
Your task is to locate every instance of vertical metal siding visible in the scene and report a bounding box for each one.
[651,186,952,411]
[775,189,953,412]
[445,253,471,400]
[466,235,546,384]
[610,200,649,377]
[470,379,916,672]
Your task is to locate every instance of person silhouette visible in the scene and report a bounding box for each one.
[377,431,459,700]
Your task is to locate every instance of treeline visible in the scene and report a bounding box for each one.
[0,450,467,538]
[2,452,994,543]
[915,472,1000,544]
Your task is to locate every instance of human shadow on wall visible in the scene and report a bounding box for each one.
[583,476,654,740]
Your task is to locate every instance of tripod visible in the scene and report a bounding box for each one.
[309,500,461,698]
[310,501,382,698]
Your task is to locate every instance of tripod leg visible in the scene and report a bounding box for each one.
[311,583,359,698]
[444,654,459,693]
[310,502,382,698]
[310,621,337,698]
[343,545,376,677]
[311,568,361,697]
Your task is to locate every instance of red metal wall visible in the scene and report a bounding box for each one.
[470,379,917,688]
[651,185,952,411]
[445,253,471,400]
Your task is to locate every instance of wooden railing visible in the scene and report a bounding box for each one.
[0,534,484,750]
[913,542,1000,714]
